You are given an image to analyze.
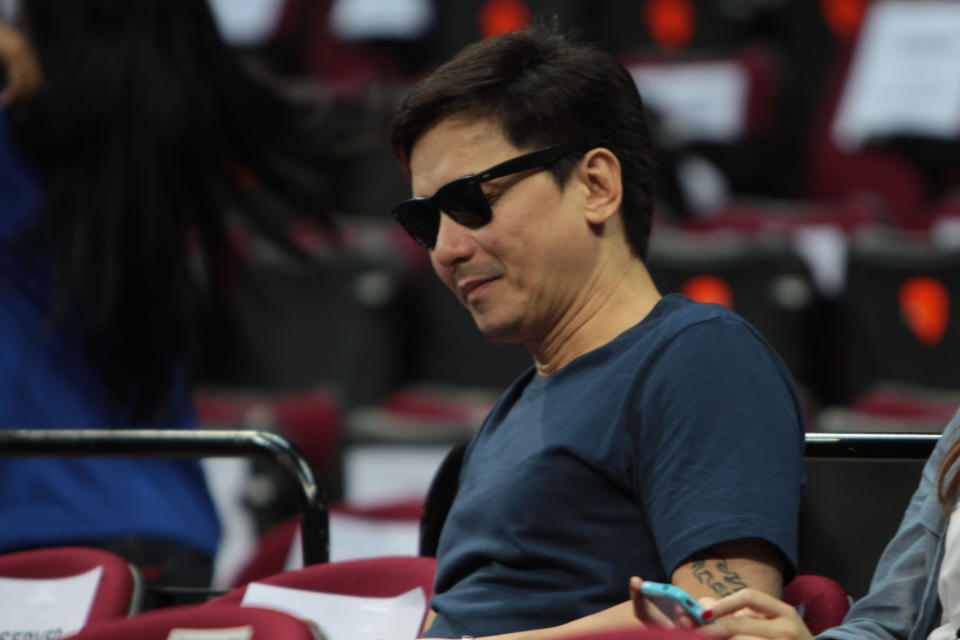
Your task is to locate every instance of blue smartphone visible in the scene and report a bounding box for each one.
[638,581,711,626]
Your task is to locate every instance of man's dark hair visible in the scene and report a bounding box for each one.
[390,24,656,259]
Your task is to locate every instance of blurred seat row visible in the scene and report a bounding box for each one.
[0,544,846,640]
[0,545,434,640]
[219,0,960,239]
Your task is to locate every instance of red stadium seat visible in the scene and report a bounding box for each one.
[784,574,851,635]
[218,555,436,603]
[834,229,960,401]
[66,604,318,640]
[212,556,435,637]
[231,498,426,586]
[195,387,341,479]
[0,546,142,621]
[803,1,960,230]
[230,516,303,587]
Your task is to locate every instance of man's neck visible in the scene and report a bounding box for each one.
[530,259,661,376]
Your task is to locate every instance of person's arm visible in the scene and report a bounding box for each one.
[670,538,783,600]
[0,21,42,105]
[808,412,960,640]
[631,538,784,628]
[421,539,784,639]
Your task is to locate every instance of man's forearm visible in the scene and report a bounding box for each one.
[671,538,785,602]
[421,539,785,639]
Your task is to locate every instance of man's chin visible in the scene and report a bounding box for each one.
[472,316,523,344]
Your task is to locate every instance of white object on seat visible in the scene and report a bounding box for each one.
[343,444,449,506]
[0,566,102,638]
[833,0,960,149]
[167,627,255,640]
[241,583,425,640]
[629,61,749,142]
[206,0,286,46]
[330,0,433,41]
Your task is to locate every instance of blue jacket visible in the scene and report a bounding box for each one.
[0,108,219,555]
[818,410,960,640]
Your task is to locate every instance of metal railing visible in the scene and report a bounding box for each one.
[0,428,328,566]
[804,432,940,460]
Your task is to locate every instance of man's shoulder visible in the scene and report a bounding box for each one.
[624,293,758,349]
[617,294,794,394]
[550,294,769,378]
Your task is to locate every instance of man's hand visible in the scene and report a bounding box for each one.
[0,21,42,106]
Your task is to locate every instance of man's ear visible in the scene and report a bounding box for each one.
[576,148,623,225]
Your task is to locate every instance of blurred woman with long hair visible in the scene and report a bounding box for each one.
[0,0,357,590]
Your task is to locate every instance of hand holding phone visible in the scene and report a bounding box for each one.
[633,579,712,626]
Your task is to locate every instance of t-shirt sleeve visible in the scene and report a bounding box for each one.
[632,313,805,579]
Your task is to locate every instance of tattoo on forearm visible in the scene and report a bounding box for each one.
[716,559,748,591]
[690,550,748,597]
[691,561,725,596]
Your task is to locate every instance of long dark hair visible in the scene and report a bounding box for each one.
[8,0,358,416]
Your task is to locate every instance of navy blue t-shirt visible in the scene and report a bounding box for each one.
[426,294,805,637]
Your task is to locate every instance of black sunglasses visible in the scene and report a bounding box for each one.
[391,143,583,248]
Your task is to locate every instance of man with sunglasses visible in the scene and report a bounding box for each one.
[389,25,805,640]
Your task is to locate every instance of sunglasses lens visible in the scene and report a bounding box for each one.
[392,179,496,247]
[436,182,491,229]
[393,201,439,248]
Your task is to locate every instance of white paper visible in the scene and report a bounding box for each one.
[0,566,102,638]
[933,215,960,249]
[283,525,304,573]
[833,0,960,149]
[204,457,259,589]
[241,583,426,640]
[629,61,749,141]
[207,0,286,46]
[281,513,421,572]
[329,513,420,562]
[792,225,849,298]
[343,444,450,505]
[330,0,433,41]
[167,627,254,640]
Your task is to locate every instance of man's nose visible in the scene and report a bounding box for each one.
[432,211,475,266]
